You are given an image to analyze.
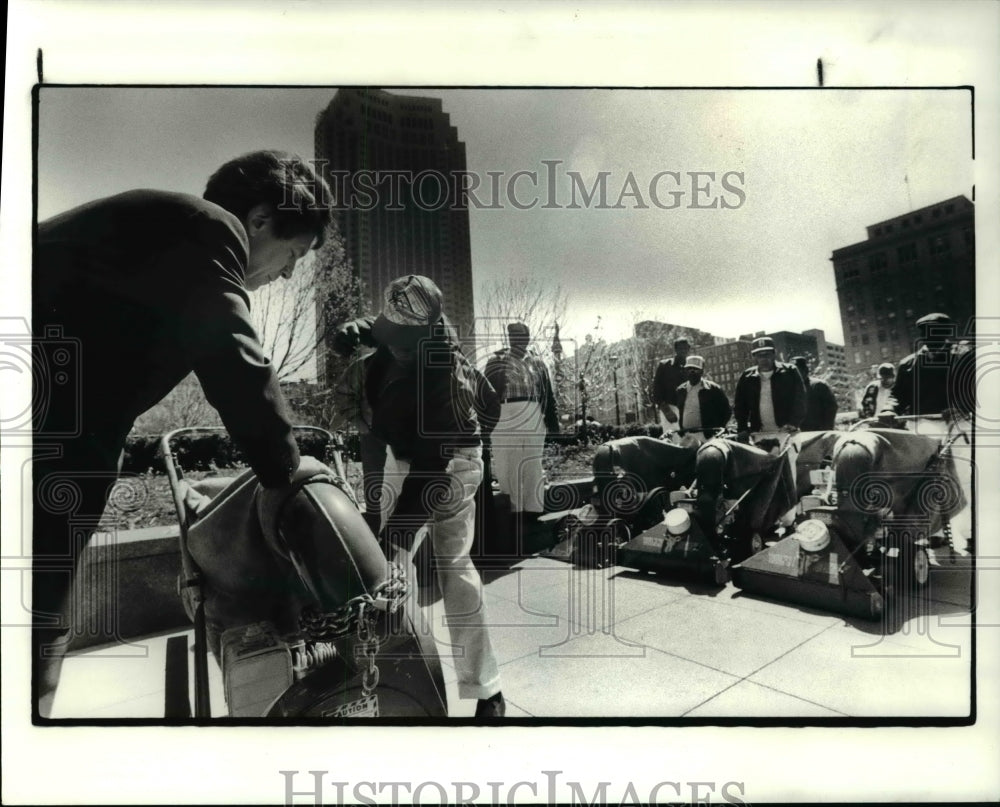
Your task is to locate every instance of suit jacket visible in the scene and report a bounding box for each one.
[652,357,686,408]
[675,379,732,435]
[802,378,838,431]
[33,190,299,487]
[733,362,807,432]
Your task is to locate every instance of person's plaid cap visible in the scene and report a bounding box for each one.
[372,274,444,347]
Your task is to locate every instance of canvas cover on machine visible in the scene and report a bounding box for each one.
[829,428,967,532]
[180,457,447,717]
[592,436,697,509]
[695,438,798,533]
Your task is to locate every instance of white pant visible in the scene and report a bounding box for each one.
[909,416,974,550]
[491,400,547,514]
[382,446,501,700]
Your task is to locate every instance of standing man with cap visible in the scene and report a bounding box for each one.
[483,323,560,527]
[892,312,975,552]
[332,275,505,719]
[893,312,970,418]
[652,337,691,435]
[860,362,897,419]
[675,355,732,447]
[793,356,838,431]
[733,336,806,449]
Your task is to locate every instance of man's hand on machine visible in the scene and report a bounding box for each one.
[256,456,334,556]
[332,321,364,356]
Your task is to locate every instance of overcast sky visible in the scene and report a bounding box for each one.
[37,85,971,349]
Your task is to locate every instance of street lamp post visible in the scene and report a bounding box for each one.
[610,354,621,427]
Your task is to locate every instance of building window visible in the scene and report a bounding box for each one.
[897,242,917,263]
[877,330,887,342]
[861,335,870,345]
[928,234,950,255]
[868,253,888,272]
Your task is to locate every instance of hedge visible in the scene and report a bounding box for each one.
[122,430,349,474]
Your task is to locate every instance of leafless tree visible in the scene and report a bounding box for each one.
[250,223,365,383]
[475,271,569,363]
[132,372,222,434]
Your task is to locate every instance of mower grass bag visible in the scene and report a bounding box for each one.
[618,438,796,583]
[732,428,967,619]
[184,458,447,718]
[545,436,697,568]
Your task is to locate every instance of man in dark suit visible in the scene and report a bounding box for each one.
[652,337,691,434]
[31,150,334,717]
[793,355,838,431]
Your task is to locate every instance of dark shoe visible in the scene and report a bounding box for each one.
[475,691,506,719]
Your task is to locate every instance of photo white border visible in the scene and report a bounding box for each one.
[4,1,999,803]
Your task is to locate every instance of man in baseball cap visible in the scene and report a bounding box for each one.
[675,355,732,446]
[892,312,960,417]
[651,337,691,435]
[861,362,897,419]
[733,336,806,449]
[332,275,506,719]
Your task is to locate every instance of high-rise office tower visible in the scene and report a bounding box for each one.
[315,88,475,380]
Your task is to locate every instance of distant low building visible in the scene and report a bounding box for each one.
[700,338,753,402]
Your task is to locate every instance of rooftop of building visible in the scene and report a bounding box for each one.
[831,195,973,258]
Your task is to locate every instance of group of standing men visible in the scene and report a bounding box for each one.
[652,335,836,449]
[652,311,972,451]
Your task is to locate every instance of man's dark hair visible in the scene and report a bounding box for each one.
[204,150,334,246]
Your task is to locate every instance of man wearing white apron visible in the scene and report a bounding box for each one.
[484,323,560,526]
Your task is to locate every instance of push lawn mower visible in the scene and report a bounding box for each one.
[161,426,447,719]
[731,416,970,620]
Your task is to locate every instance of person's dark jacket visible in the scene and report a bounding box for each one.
[733,362,807,433]
[675,379,732,436]
[33,190,300,488]
[334,316,500,543]
[802,378,839,431]
[483,348,559,433]
[652,357,686,409]
[892,344,975,418]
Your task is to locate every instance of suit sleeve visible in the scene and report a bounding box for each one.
[713,385,732,429]
[472,364,501,438]
[174,214,299,488]
[892,359,914,415]
[539,360,560,433]
[733,373,750,432]
[788,369,807,428]
[651,362,668,405]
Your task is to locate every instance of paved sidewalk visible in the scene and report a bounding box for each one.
[51,545,973,720]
